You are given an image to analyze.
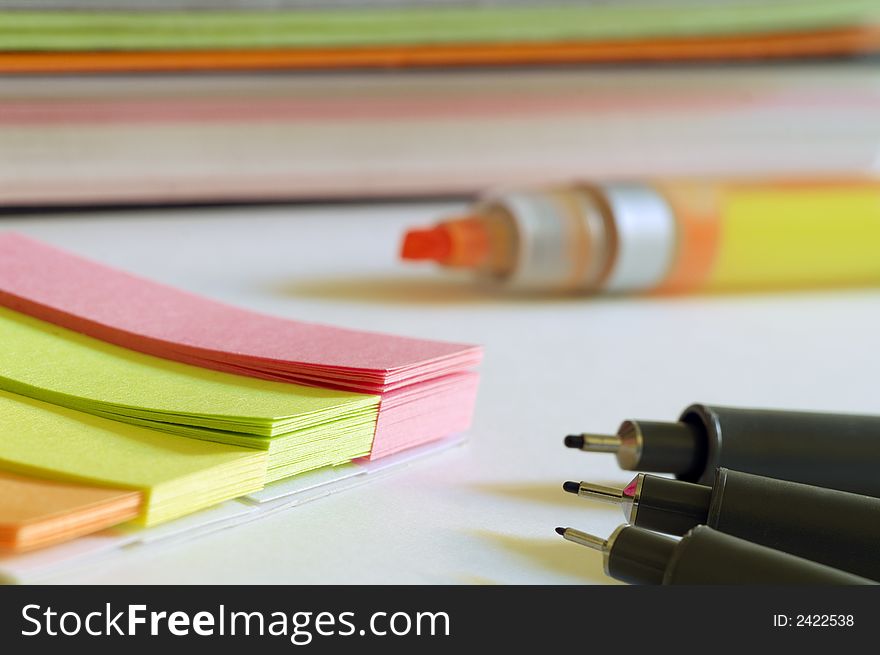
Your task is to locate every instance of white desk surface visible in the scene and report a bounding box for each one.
[3,202,879,584]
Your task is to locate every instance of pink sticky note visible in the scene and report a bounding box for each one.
[370,372,480,460]
[0,233,481,394]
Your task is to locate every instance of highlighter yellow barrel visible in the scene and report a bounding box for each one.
[684,180,880,292]
[401,178,880,294]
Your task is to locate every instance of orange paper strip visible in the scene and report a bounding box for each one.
[0,26,878,74]
[0,471,141,552]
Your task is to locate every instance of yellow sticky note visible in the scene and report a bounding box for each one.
[0,391,267,526]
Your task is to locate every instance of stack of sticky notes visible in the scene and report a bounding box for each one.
[0,233,481,458]
[0,233,481,553]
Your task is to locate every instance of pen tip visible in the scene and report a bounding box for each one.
[562,481,580,494]
[564,435,584,449]
[555,527,567,536]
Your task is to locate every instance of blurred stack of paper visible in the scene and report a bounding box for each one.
[0,392,268,526]
[0,1,878,72]
[1,64,879,206]
[1,1,879,206]
[0,471,140,552]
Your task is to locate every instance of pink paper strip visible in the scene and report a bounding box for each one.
[0,233,481,394]
[370,372,480,460]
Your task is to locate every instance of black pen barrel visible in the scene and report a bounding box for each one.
[664,526,874,585]
[705,468,880,581]
[678,405,880,494]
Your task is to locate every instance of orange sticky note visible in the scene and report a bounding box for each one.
[0,471,141,552]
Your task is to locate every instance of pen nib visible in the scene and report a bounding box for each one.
[565,433,621,452]
[565,475,641,523]
[564,435,585,449]
[556,527,608,552]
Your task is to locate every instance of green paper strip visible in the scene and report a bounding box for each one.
[0,2,877,51]
[0,307,379,481]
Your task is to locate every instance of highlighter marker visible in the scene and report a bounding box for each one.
[400,177,880,293]
[555,524,875,585]
[564,468,880,581]
[565,404,880,496]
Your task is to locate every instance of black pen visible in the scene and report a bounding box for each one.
[555,524,875,585]
[565,404,880,495]
[564,468,880,581]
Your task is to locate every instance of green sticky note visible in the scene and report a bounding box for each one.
[0,391,267,526]
[0,307,379,482]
